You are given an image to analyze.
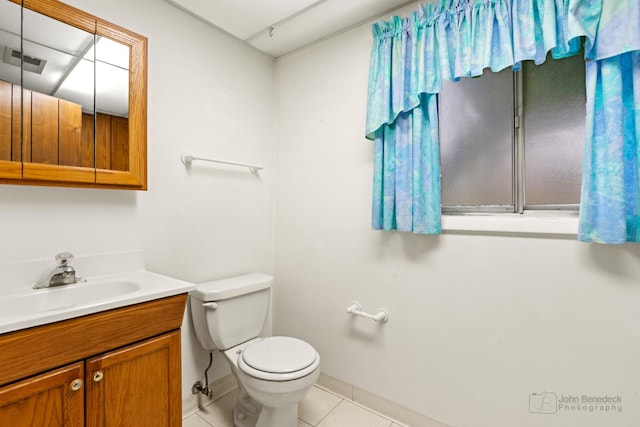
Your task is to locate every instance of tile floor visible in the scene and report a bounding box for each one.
[183,385,406,427]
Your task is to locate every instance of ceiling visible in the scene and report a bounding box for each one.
[166,0,416,59]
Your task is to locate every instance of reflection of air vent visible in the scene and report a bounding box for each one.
[2,46,47,74]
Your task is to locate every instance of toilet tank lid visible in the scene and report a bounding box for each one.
[191,273,273,301]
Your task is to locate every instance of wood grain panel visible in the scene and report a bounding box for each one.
[95,169,143,187]
[128,34,148,189]
[0,160,21,179]
[0,362,84,427]
[58,99,82,166]
[30,92,59,164]
[0,176,144,189]
[12,86,29,162]
[0,81,11,161]
[110,116,129,171]
[95,113,111,170]
[0,84,20,178]
[81,113,95,168]
[0,294,187,387]
[23,163,95,183]
[86,331,181,427]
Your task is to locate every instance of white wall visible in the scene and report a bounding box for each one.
[1,0,276,400]
[274,11,640,427]
[135,2,275,397]
[5,2,640,425]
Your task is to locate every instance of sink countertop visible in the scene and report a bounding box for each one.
[0,270,195,335]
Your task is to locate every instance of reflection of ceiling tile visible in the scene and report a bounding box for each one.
[166,0,417,59]
[3,47,47,74]
[0,1,20,35]
[0,1,129,117]
[23,8,94,58]
[0,0,24,86]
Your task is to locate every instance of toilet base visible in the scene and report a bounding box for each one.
[231,370,262,427]
[233,404,260,427]
[255,404,298,427]
[229,370,300,427]
[232,396,298,427]
[232,399,298,427]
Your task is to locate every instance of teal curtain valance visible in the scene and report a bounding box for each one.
[366,0,602,141]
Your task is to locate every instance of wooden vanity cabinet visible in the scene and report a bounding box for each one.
[0,294,186,427]
[86,331,181,427]
[0,362,84,427]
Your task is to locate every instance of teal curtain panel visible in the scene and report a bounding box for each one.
[578,1,640,243]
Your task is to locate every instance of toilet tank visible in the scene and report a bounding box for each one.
[190,273,272,351]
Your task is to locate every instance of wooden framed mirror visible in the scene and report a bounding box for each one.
[0,0,147,189]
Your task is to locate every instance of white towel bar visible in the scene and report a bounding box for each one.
[181,153,264,175]
[346,302,389,323]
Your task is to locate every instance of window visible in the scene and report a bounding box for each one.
[438,53,586,214]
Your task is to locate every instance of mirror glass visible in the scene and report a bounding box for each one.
[0,1,133,172]
[0,0,22,163]
[22,6,95,167]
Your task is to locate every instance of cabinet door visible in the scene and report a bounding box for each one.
[86,330,181,427]
[0,362,84,427]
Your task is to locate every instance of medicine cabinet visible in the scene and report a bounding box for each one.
[0,0,147,189]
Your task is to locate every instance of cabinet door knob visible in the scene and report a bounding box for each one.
[70,379,83,391]
[93,371,104,382]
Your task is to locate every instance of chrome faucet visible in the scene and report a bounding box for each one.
[33,252,82,289]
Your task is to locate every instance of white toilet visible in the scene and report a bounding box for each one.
[190,273,320,427]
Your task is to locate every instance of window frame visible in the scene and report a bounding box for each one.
[440,62,583,216]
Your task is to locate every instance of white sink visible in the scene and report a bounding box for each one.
[0,271,194,335]
[0,280,140,319]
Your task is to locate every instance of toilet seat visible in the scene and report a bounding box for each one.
[238,336,319,382]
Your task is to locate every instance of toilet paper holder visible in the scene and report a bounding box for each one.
[346,302,389,323]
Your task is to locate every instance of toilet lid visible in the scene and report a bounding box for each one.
[241,336,317,374]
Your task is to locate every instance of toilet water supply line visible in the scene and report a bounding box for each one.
[192,351,214,400]
[346,302,389,323]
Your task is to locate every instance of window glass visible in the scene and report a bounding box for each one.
[439,68,514,207]
[523,54,585,206]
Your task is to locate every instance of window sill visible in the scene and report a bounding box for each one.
[442,211,579,237]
